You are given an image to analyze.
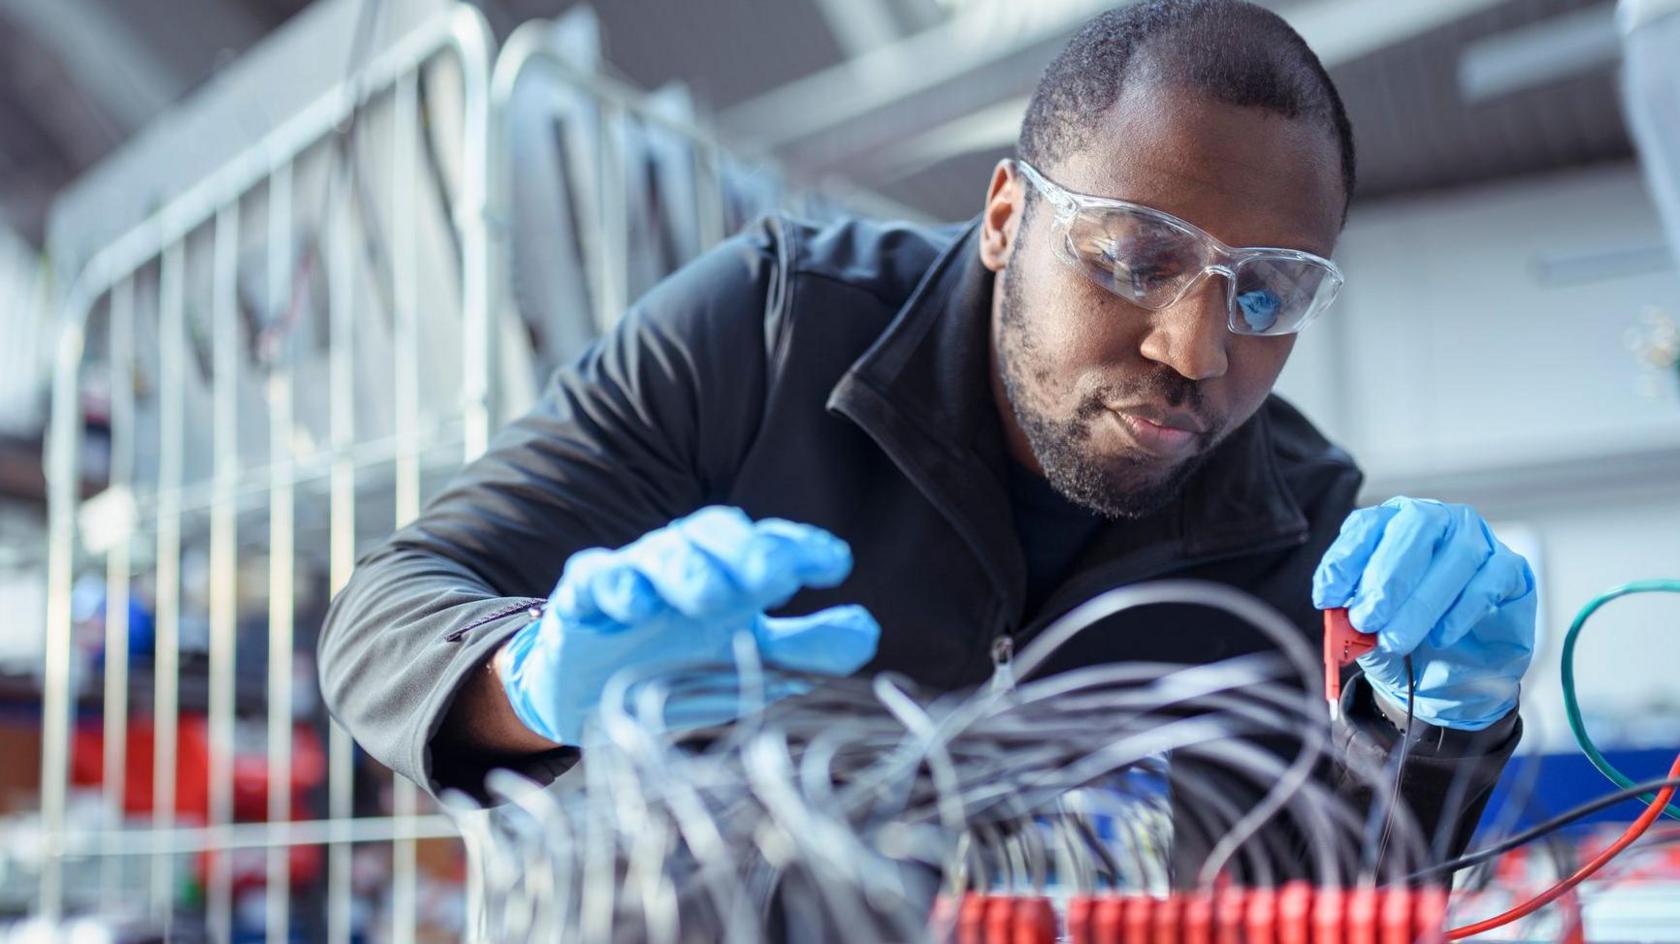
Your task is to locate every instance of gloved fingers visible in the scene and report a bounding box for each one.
[1346,498,1453,645]
[1355,650,1413,705]
[1405,641,1526,729]
[1312,502,1400,609]
[553,547,649,627]
[754,518,854,588]
[1375,505,1492,656]
[619,515,744,619]
[671,508,854,612]
[676,507,813,610]
[1431,545,1534,650]
[753,605,880,676]
[590,563,664,626]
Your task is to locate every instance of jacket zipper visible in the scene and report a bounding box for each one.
[988,632,1015,692]
[443,597,546,642]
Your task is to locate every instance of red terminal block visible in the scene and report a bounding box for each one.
[1277,881,1313,944]
[1060,885,1437,944]
[1181,892,1215,944]
[957,893,991,944]
[1012,896,1056,944]
[1324,607,1377,721]
[984,895,1017,944]
[1151,893,1183,944]
[1312,885,1346,944]
[1121,895,1157,944]
[1066,894,1100,944]
[1380,887,1414,944]
[1345,887,1380,944]
[1213,888,1247,944]
[929,893,961,943]
[1094,894,1127,944]
[1245,887,1279,944]
[1411,887,1448,944]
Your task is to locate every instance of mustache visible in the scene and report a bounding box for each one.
[1075,368,1209,423]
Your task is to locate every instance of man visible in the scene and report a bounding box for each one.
[321,0,1535,872]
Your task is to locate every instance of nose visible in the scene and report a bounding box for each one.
[1137,272,1231,382]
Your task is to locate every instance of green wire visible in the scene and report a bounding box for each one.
[1561,578,1680,822]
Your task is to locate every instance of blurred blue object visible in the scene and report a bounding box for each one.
[1483,746,1680,831]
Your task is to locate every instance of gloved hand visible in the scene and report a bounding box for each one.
[498,506,881,745]
[1312,497,1537,731]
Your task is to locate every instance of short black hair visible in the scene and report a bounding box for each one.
[1018,0,1356,211]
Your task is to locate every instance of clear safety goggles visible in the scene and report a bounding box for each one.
[1014,160,1344,336]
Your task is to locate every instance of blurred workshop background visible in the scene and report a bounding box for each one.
[0,0,1678,940]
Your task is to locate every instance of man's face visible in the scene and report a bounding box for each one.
[981,84,1346,518]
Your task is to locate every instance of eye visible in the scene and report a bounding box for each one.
[1099,241,1182,293]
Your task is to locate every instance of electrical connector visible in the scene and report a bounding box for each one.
[1214,888,1246,944]
[1244,887,1277,943]
[1278,880,1313,944]
[1323,607,1376,721]
[1345,886,1379,944]
[957,892,990,944]
[1052,887,1445,944]
[1122,893,1155,943]
[1412,887,1447,944]
[1152,892,1183,944]
[1012,896,1055,944]
[1181,892,1214,944]
[984,894,1016,944]
[1065,894,1098,944]
[1380,886,1413,944]
[1312,885,1345,944]
[1094,894,1125,944]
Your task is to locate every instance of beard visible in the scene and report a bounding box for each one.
[994,259,1220,520]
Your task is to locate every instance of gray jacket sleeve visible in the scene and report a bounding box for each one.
[318,223,782,797]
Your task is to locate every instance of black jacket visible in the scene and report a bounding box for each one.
[320,214,1518,870]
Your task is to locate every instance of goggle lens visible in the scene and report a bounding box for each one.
[1050,197,1341,336]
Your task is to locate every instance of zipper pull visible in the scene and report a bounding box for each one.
[988,633,1016,693]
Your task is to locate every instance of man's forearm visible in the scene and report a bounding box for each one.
[435,641,563,758]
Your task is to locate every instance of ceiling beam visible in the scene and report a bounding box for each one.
[719,0,1120,154]
[1282,0,1511,67]
[809,0,904,58]
[871,94,1030,183]
[0,0,186,130]
[745,0,1516,183]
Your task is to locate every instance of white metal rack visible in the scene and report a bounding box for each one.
[36,4,916,942]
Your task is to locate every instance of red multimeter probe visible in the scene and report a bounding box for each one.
[1322,607,1375,721]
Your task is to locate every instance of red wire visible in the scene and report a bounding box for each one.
[1447,751,1680,940]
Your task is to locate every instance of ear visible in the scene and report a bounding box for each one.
[979,159,1024,274]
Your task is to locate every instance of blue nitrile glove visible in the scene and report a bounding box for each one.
[1312,497,1537,731]
[498,506,881,745]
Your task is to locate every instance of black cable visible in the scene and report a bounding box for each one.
[1359,657,1416,879]
[1382,658,1416,859]
[1462,788,1554,893]
[1409,773,1680,881]
[1458,716,1548,879]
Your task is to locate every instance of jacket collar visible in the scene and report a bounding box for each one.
[827,218,1310,617]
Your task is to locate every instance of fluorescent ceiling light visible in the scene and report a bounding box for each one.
[1459,2,1620,104]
